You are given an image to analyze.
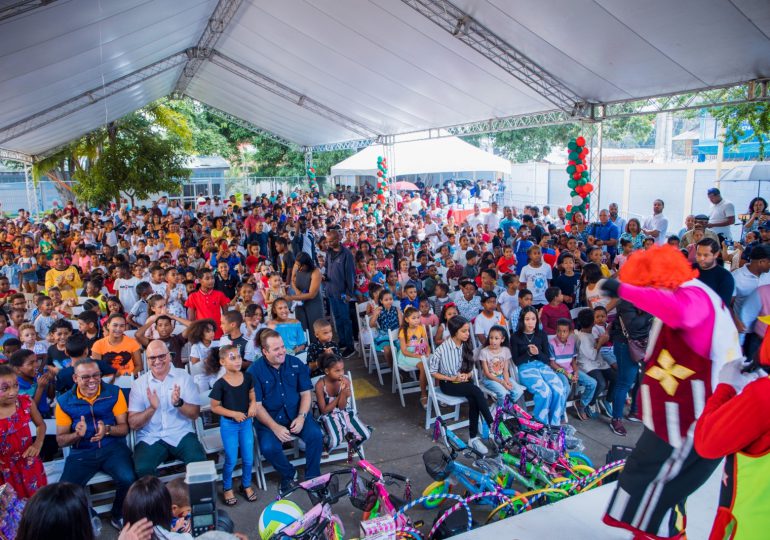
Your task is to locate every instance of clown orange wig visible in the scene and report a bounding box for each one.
[618,244,699,290]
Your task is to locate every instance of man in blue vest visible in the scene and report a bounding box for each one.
[56,357,136,530]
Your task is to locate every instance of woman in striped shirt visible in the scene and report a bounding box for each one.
[428,315,493,455]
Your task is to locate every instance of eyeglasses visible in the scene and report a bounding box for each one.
[78,373,101,380]
[147,353,168,363]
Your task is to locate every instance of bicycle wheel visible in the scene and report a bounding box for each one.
[567,451,593,468]
[421,481,450,509]
[568,464,595,479]
[485,488,566,523]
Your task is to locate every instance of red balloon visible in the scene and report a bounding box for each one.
[572,172,581,180]
[377,171,383,177]
[576,136,586,147]
[566,205,572,212]
[582,147,590,155]
[585,184,594,193]
[565,223,572,232]
[576,164,585,173]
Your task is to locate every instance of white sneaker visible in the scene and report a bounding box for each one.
[469,437,488,456]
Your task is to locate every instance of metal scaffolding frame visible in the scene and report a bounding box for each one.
[0,0,57,23]
[0,50,188,146]
[0,147,33,164]
[173,0,244,95]
[208,51,382,140]
[202,103,302,152]
[400,0,587,115]
[308,138,381,153]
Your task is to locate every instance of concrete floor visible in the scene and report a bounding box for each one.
[100,355,642,539]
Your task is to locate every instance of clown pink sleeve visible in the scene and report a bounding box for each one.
[618,283,709,331]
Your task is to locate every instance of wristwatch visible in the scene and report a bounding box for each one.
[300,412,308,419]
[173,397,185,408]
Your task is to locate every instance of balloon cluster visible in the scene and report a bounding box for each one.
[564,135,592,233]
[376,155,388,203]
[306,166,317,191]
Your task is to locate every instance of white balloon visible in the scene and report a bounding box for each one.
[571,195,584,206]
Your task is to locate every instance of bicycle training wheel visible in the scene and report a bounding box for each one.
[421,481,451,509]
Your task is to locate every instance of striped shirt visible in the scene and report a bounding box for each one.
[428,338,464,376]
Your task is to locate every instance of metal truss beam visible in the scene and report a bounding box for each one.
[202,103,302,152]
[309,138,379,153]
[208,51,382,139]
[0,51,188,146]
[174,0,243,95]
[0,147,33,164]
[0,0,57,23]
[400,0,588,115]
[598,79,770,120]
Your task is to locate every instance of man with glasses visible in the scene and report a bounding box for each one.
[128,340,205,477]
[56,358,135,530]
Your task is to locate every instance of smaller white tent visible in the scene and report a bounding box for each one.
[330,137,512,179]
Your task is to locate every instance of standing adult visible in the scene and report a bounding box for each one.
[128,340,206,477]
[732,245,770,338]
[695,238,735,307]
[56,358,136,530]
[485,201,502,232]
[706,187,736,240]
[499,207,521,242]
[324,229,356,358]
[608,300,653,436]
[291,217,317,263]
[608,203,626,238]
[642,199,668,245]
[44,251,83,301]
[248,330,323,494]
[288,252,324,337]
[587,209,620,259]
[275,237,295,286]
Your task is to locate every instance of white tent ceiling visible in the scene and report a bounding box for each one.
[1,0,769,158]
[330,136,512,178]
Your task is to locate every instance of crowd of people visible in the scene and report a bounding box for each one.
[0,179,766,538]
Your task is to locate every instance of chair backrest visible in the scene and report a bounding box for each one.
[424,324,435,354]
[113,375,135,389]
[387,327,400,352]
[310,370,358,413]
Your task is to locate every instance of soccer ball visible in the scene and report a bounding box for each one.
[258,499,303,539]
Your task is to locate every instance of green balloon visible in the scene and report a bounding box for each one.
[568,141,577,151]
[570,190,578,197]
[578,179,587,186]
[377,189,383,194]
[568,180,577,189]
[566,165,576,174]
[377,156,383,162]
[575,158,583,166]
[581,171,589,178]
[568,152,579,161]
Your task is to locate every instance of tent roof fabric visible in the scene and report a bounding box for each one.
[1,0,769,156]
[330,137,512,178]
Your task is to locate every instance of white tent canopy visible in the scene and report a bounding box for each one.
[330,137,511,178]
[1,0,769,158]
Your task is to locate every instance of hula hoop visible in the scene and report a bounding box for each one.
[420,481,450,509]
[431,490,512,537]
[567,451,593,468]
[395,493,472,536]
[578,464,626,493]
[484,488,569,523]
[396,527,423,540]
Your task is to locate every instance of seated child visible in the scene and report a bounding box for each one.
[547,318,596,421]
[418,297,439,330]
[167,478,192,534]
[479,325,525,404]
[307,319,340,378]
[575,309,616,418]
[314,355,370,450]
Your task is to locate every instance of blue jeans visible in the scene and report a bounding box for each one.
[481,377,524,403]
[556,371,597,407]
[517,362,565,426]
[256,416,324,488]
[612,342,640,420]
[60,442,136,519]
[328,295,353,350]
[220,417,255,490]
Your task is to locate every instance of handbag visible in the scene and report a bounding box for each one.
[319,409,371,451]
[618,315,648,364]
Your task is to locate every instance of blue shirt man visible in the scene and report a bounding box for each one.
[587,210,620,257]
[499,208,521,241]
[248,331,323,492]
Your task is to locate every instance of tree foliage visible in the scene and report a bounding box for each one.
[712,101,770,160]
[32,102,192,206]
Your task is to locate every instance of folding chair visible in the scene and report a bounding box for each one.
[364,314,392,386]
[355,302,373,369]
[388,328,421,407]
[421,357,465,430]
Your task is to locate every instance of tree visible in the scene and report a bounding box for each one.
[711,102,769,160]
[32,102,193,206]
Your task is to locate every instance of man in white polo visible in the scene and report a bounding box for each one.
[128,340,205,477]
[707,187,736,241]
[642,199,669,245]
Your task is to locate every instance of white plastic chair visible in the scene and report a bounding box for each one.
[388,328,421,407]
[355,302,373,369]
[364,314,392,386]
[421,356,464,430]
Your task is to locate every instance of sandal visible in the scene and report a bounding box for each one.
[223,489,237,506]
[239,484,258,502]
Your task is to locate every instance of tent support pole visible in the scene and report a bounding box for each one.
[304,147,314,189]
[583,120,603,221]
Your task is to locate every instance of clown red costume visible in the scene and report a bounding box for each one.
[601,245,742,539]
[693,313,770,540]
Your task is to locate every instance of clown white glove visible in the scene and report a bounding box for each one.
[718,360,761,394]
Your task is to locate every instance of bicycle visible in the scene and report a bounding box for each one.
[346,435,413,525]
[274,470,351,540]
[421,417,521,509]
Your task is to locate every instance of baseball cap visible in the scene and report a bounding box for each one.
[707,187,720,196]
[759,223,770,231]
[693,214,709,221]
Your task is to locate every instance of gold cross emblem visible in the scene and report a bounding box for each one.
[646,349,695,396]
